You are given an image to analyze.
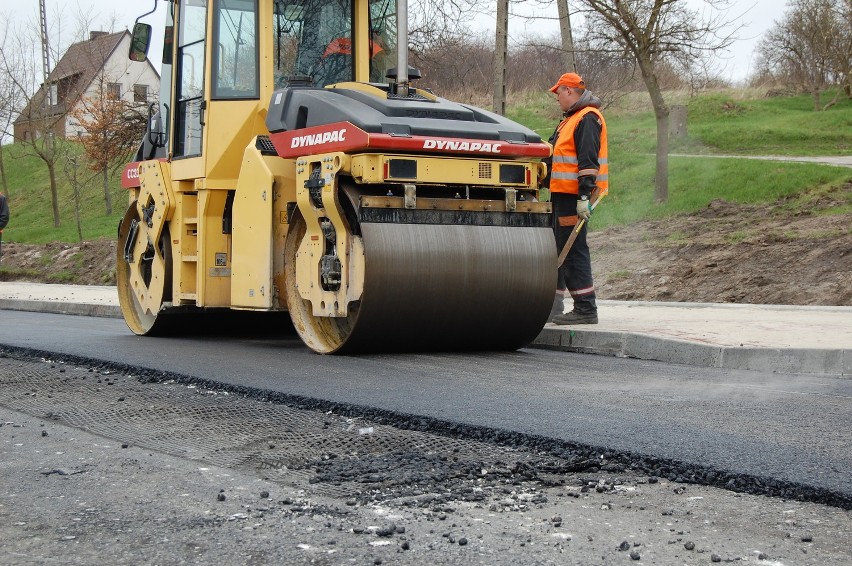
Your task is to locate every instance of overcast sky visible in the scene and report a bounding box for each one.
[7,0,788,83]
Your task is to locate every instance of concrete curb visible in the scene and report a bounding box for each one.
[0,299,121,319]
[532,327,850,376]
[1,291,848,376]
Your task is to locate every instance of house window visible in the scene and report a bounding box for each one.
[134,84,148,103]
[107,82,121,99]
[48,84,58,106]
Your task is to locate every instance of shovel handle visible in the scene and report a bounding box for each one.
[556,192,605,268]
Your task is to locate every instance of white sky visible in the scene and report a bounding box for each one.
[497,0,789,83]
[7,0,789,83]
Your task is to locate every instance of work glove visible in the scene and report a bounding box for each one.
[576,175,596,220]
[576,196,592,221]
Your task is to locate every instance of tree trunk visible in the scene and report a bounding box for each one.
[102,167,112,215]
[492,0,508,115]
[556,0,576,72]
[822,87,841,110]
[654,111,670,203]
[812,88,821,111]
[74,174,83,242]
[47,161,61,228]
[636,57,670,202]
[0,144,7,196]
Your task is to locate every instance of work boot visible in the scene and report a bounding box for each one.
[548,293,565,322]
[551,309,598,325]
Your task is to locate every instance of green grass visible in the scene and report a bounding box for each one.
[2,87,851,245]
[507,88,852,231]
[664,231,689,244]
[605,269,632,280]
[589,154,850,229]
[514,88,852,156]
[607,89,852,156]
[724,231,751,244]
[1,140,129,244]
[682,93,851,155]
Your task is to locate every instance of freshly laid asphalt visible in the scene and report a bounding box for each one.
[0,281,849,375]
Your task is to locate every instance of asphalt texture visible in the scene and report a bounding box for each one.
[0,309,850,507]
[3,356,852,565]
[2,285,852,564]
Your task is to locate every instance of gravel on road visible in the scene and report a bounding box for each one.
[1,352,851,565]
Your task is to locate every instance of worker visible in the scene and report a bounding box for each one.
[317,34,388,85]
[0,191,8,231]
[368,31,391,83]
[0,191,9,264]
[545,72,608,325]
[315,37,355,85]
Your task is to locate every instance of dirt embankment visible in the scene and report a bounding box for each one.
[1,183,850,306]
[592,183,852,306]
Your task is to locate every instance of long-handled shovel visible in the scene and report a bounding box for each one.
[556,192,605,268]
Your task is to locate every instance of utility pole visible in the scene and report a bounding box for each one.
[39,0,56,145]
[492,0,508,115]
[556,0,576,72]
[38,0,51,97]
[39,0,60,228]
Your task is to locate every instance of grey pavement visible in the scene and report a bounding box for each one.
[669,154,852,168]
[0,281,849,376]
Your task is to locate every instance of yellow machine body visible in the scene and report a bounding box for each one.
[118,0,556,353]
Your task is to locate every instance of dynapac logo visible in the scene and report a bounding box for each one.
[291,128,347,148]
[422,139,502,153]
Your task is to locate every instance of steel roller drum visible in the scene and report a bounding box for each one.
[332,222,556,353]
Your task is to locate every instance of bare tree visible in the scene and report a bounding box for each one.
[70,73,148,215]
[64,155,86,242]
[0,2,91,228]
[493,0,509,114]
[0,18,27,197]
[407,0,490,54]
[0,15,68,227]
[0,4,107,228]
[571,0,740,203]
[839,0,852,98]
[555,0,577,72]
[760,0,851,108]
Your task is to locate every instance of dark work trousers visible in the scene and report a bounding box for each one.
[551,192,597,314]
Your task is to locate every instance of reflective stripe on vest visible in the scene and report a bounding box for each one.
[549,107,608,195]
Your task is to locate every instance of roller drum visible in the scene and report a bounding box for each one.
[335,222,555,353]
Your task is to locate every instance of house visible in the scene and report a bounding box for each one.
[13,30,160,142]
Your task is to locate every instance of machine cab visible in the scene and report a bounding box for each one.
[133,0,399,178]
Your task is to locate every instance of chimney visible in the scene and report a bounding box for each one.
[89,31,108,41]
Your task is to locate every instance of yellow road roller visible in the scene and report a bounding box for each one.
[119,0,555,353]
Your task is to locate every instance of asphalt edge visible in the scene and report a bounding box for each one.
[0,299,121,320]
[532,327,850,376]
[2,298,847,376]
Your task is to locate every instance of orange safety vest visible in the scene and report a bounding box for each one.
[549,107,608,196]
[323,37,384,58]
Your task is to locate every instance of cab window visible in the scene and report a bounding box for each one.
[175,0,207,157]
[273,0,354,88]
[368,0,396,83]
[213,0,259,99]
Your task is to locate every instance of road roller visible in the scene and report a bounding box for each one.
[119,0,555,353]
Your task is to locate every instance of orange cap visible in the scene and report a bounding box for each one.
[550,72,585,93]
[323,37,352,57]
